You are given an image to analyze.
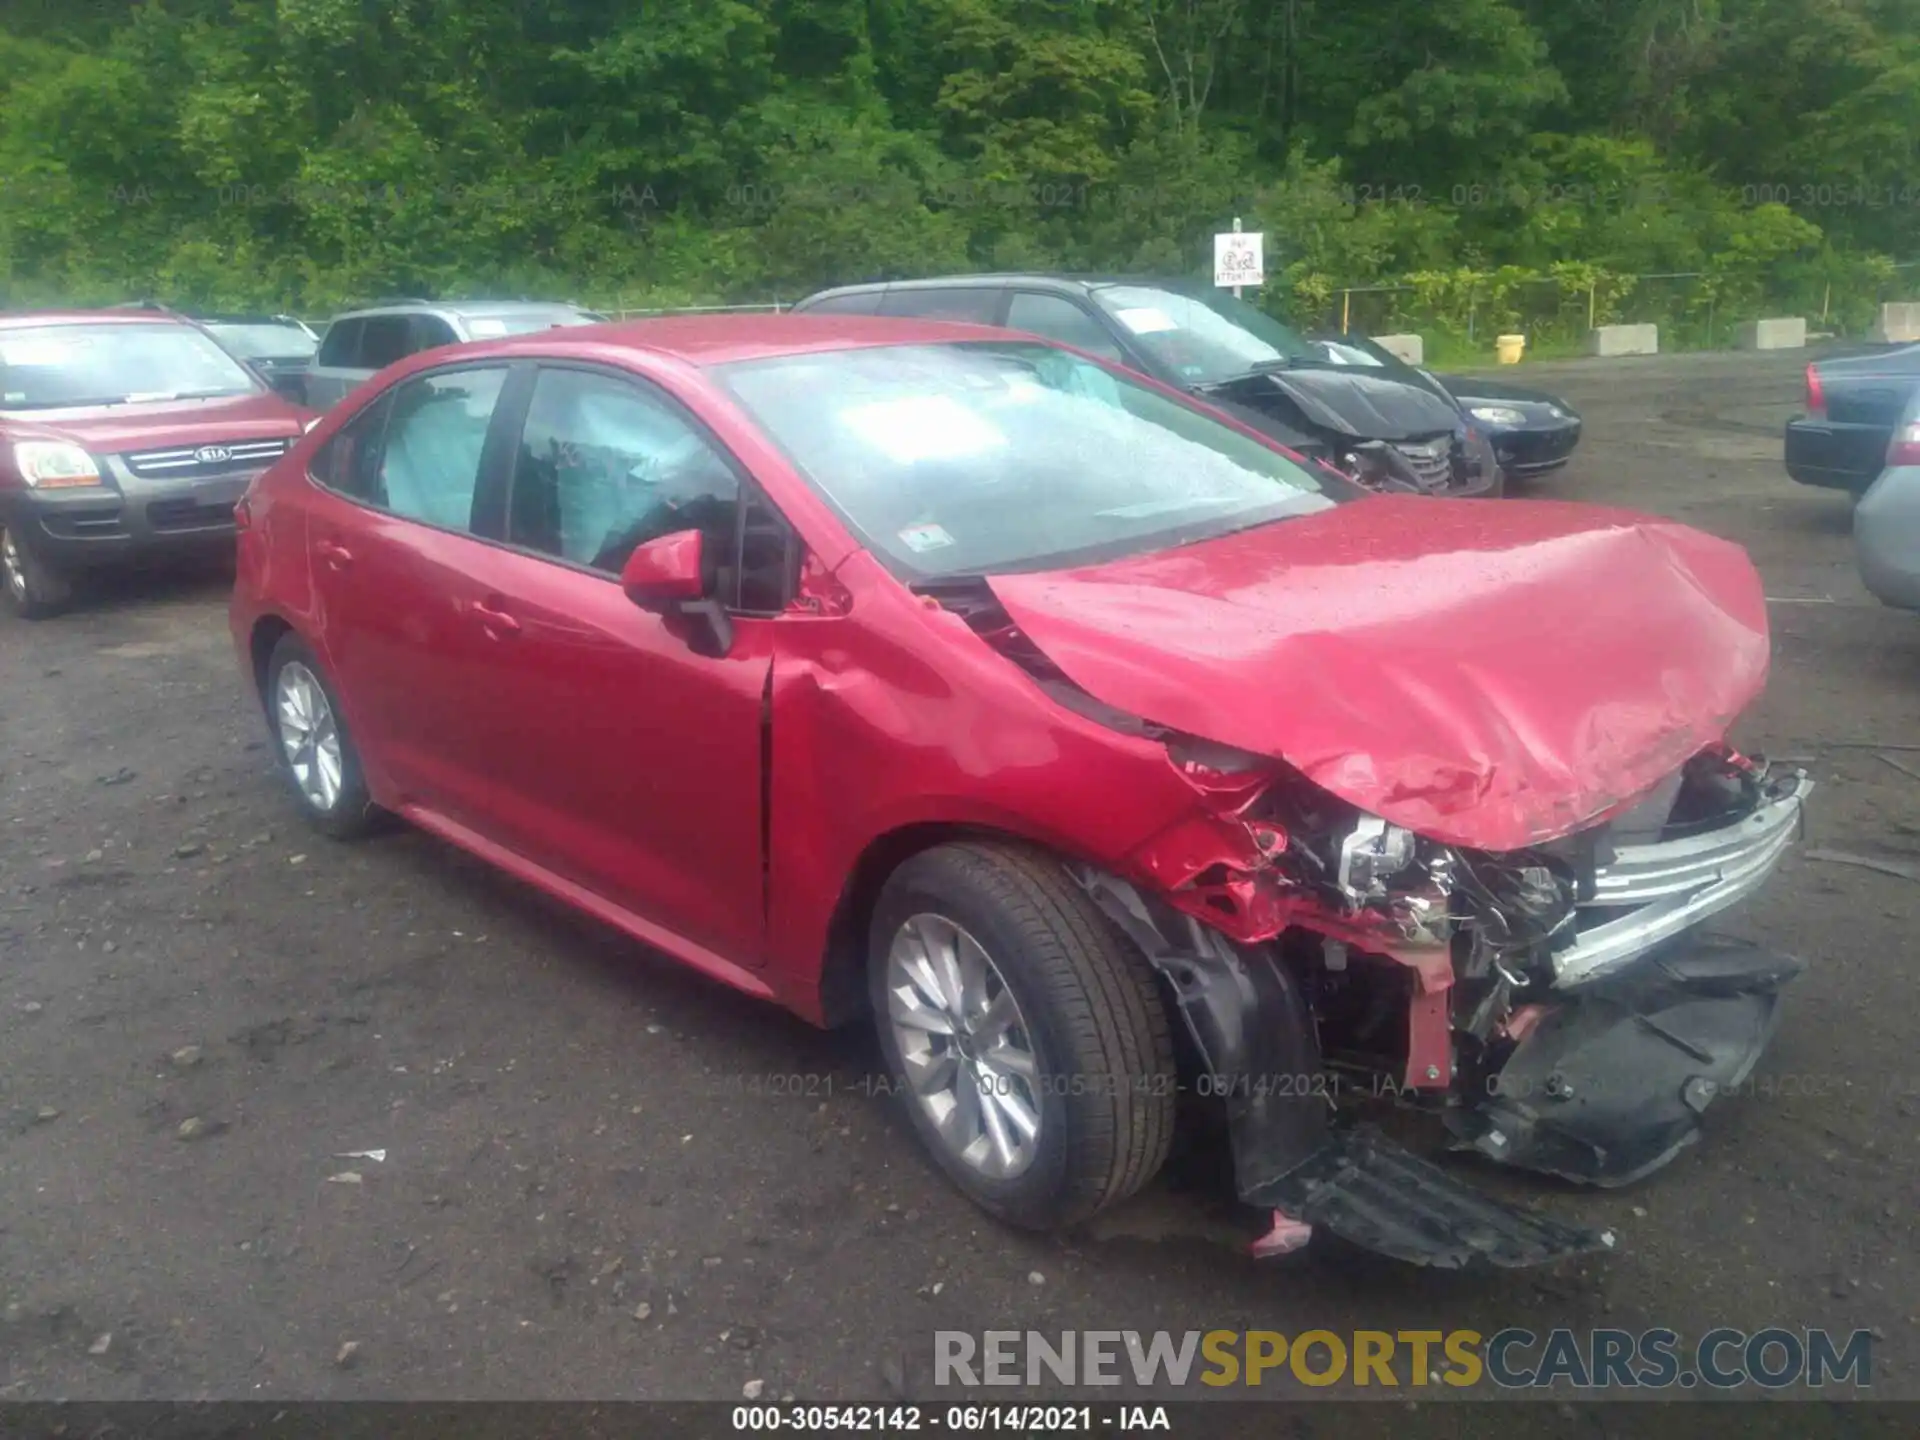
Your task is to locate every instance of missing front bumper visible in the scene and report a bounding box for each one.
[1450,933,1805,1186]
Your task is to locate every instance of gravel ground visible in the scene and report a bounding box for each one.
[1,348,1916,1414]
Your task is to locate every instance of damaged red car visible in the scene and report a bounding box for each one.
[229,316,1812,1269]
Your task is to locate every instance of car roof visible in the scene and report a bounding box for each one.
[196,313,307,325]
[462,313,1025,367]
[802,274,1201,301]
[0,309,194,330]
[328,300,599,322]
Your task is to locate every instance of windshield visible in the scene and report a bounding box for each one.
[463,310,603,338]
[0,322,262,409]
[716,340,1336,579]
[204,322,317,360]
[1088,284,1317,387]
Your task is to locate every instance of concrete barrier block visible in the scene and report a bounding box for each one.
[1373,332,1424,365]
[1586,323,1658,357]
[1735,317,1806,350]
[1869,302,1920,343]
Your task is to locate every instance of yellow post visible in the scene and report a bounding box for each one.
[1341,290,1351,334]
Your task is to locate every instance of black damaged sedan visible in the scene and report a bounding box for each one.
[793,275,1506,498]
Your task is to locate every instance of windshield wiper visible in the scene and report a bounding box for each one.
[123,388,252,403]
[0,396,135,410]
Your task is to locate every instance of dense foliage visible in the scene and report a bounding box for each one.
[1,0,1916,349]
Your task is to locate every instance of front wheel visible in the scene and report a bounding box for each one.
[264,633,384,839]
[869,842,1177,1230]
[0,521,75,620]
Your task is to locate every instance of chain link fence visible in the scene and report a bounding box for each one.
[1300,261,1920,359]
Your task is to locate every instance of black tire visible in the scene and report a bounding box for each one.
[263,632,384,839]
[0,520,75,620]
[868,841,1177,1230]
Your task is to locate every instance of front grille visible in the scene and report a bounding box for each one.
[124,438,290,480]
[1391,437,1456,490]
[147,497,239,532]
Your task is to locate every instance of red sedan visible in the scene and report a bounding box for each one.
[230,316,1811,1269]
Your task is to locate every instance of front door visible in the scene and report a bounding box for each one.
[424,362,781,967]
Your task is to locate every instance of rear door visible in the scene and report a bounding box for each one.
[303,361,524,824]
[304,318,366,409]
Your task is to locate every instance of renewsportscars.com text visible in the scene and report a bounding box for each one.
[933,1328,1873,1390]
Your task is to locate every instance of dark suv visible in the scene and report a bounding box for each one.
[793,275,1500,497]
[0,308,314,618]
[302,299,606,410]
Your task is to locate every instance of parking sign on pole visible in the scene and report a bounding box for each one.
[1215,220,1264,299]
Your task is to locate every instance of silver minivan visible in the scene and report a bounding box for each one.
[300,299,605,409]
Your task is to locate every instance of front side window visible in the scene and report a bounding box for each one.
[1005,293,1125,363]
[0,322,262,410]
[370,367,509,531]
[801,291,885,317]
[506,368,741,578]
[310,393,393,502]
[717,341,1336,579]
[1088,284,1314,387]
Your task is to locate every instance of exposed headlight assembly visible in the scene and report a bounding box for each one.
[1338,815,1418,900]
[1468,405,1527,427]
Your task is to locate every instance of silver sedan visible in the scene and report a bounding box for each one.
[1854,388,1920,610]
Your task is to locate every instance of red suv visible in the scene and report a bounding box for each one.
[0,308,314,617]
[230,316,1810,1270]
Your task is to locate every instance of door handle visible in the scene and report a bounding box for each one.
[315,538,353,570]
[471,598,521,636]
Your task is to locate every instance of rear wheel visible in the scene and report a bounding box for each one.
[0,521,75,620]
[264,633,383,839]
[869,841,1177,1230]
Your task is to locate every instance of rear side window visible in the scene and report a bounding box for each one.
[310,393,393,500]
[881,288,1003,323]
[376,367,510,531]
[803,291,885,317]
[1005,292,1126,363]
[315,318,364,368]
[358,316,415,369]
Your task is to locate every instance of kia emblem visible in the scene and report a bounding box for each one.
[195,445,232,464]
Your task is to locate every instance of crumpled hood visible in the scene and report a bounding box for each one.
[1230,368,1464,442]
[987,497,1771,851]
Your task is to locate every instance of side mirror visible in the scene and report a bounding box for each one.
[619,529,707,603]
[619,529,733,656]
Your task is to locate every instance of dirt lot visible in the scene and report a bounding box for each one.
[2,348,1917,1409]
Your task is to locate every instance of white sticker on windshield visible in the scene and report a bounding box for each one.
[466,318,508,338]
[897,522,955,553]
[840,395,1003,463]
[1114,306,1178,335]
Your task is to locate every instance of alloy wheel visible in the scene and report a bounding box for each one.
[884,913,1043,1180]
[274,661,345,813]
